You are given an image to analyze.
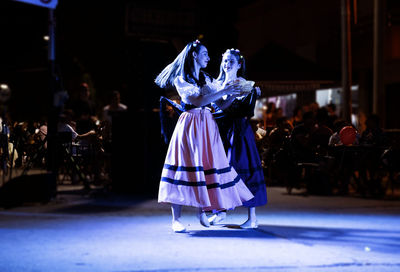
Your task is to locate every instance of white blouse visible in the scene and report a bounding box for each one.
[174,76,220,105]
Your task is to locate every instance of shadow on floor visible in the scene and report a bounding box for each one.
[189,223,400,254]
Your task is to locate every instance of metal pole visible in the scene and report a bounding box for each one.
[49,9,56,63]
[46,8,58,182]
[373,0,384,123]
[341,0,352,123]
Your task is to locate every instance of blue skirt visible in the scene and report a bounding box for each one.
[225,118,267,207]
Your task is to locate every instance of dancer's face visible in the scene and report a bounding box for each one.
[194,45,210,68]
[222,52,241,75]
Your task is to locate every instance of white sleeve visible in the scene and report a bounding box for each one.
[174,76,201,103]
[205,76,224,93]
[174,76,223,106]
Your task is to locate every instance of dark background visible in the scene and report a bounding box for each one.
[1,0,399,194]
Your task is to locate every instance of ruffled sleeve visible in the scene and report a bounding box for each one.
[207,78,223,93]
[174,76,200,104]
[174,76,218,104]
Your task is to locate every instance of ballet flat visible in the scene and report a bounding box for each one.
[208,212,226,225]
[240,221,258,229]
[172,220,186,232]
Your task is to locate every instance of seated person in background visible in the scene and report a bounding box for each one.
[328,119,350,146]
[250,118,265,141]
[359,114,388,147]
[326,103,338,130]
[67,83,98,136]
[309,107,333,154]
[263,116,292,169]
[268,117,292,154]
[58,110,96,142]
[290,106,303,128]
[290,111,317,162]
[38,121,48,149]
[328,119,360,147]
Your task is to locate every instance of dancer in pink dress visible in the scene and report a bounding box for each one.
[155,40,254,232]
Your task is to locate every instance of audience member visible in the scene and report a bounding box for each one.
[310,107,333,154]
[268,117,292,152]
[290,106,303,128]
[290,111,317,162]
[326,103,338,130]
[58,110,96,142]
[308,102,320,116]
[67,83,98,135]
[359,114,388,147]
[101,90,128,147]
[263,102,276,131]
[328,119,350,146]
[102,90,128,123]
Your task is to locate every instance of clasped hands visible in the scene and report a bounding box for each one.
[223,80,259,97]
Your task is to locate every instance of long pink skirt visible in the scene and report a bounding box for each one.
[158,108,254,211]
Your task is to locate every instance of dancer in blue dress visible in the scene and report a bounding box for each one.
[209,49,267,229]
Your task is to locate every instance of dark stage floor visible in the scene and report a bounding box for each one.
[0,186,400,272]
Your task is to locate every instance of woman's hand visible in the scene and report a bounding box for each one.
[223,81,244,96]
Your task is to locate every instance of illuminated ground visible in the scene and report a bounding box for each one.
[0,186,399,272]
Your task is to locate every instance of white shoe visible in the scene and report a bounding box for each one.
[198,212,210,227]
[208,212,226,225]
[240,220,258,229]
[172,220,186,232]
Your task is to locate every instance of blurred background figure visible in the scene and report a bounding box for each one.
[262,102,276,132]
[101,90,128,148]
[328,119,351,146]
[67,83,98,136]
[360,114,388,147]
[326,103,339,130]
[289,106,303,128]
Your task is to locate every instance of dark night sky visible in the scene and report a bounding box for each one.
[2,0,399,186]
[0,0,249,121]
[2,0,393,123]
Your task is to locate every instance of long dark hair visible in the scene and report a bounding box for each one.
[155,40,208,89]
[216,49,246,82]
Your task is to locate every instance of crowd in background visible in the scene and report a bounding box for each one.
[250,101,399,197]
[0,83,128,189]
[1,86,399,198]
